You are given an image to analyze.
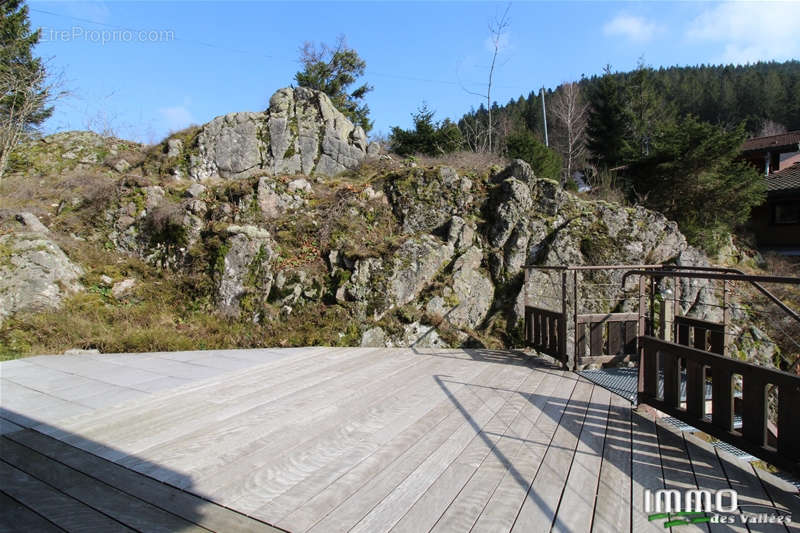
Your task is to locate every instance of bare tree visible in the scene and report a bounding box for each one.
[0,67,58,180]
[550,81,589,186]
[458,3,510,153]
[486,4,511,153]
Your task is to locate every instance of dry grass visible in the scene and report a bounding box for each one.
[411,151,509,175]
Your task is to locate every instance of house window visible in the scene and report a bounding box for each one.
[772,202,800,224]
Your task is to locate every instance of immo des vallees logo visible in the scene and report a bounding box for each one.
[644,488,792,528]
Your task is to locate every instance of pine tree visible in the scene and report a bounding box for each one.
[1,0,54,178]
[390,104,462,156]
[505,129,562,182]
[586,66,629,169]
[628,116,765,252]
[295,35,372,132]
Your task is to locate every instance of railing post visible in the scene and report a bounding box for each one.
[673,274,680,342]
[561,270,570,369]
[722,280,730,357]
[658,279,667,341]
[573,270,578,370]
[638,275,646,356]
[649,276,656,337]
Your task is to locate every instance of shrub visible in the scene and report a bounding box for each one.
[504,129,562,182]
[390,104,463,156]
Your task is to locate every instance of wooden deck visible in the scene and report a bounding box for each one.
[1,347,798,532]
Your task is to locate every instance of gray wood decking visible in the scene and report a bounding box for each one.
[1,347,798,532]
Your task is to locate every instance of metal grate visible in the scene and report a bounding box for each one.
[578,367,638,402]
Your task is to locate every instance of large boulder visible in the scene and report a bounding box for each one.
[426,246,493,330]
[0,232,84,324]
[217,225,278,318]
[343,234,455,318]
[188,87,369,181]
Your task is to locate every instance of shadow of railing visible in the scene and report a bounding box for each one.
[431,361,636,529]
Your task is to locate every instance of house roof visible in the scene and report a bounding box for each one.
[767,162,800,193]
[742,131,800,153]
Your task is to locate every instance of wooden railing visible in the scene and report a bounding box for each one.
[524,306,567,365]
[639,335,800,474]
[576,312,638,365]
[674,315,725,355]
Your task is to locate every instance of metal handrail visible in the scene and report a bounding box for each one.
[623,268,800,371]
[658,265,800,328]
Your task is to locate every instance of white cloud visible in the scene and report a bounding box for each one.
[159,105,193,132]
[603,14,660,43]
[687,1,800,64]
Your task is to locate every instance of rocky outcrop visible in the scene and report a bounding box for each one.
[217,225,278,318]
[0,231,83,324]
[384,166,475,234]
[343,234,455,318]
[426,246,493,330]
[187,87,374,181]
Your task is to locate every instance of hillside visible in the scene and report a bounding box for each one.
[460,60,800,141]
[0,87,780,364]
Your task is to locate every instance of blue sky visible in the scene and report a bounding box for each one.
[29,1,800,144]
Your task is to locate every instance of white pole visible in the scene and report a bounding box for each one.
[541,87,549,147]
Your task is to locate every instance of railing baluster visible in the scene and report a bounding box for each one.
[662,349,680,408]
[778,383,800,461]
[742,374,767,447]
[590,321,603,357]
[708,329,724,355]
[676,321,689,346]
[608,322,622,355]
[576,323,586,358]
[625,321,637,354]
[685,360,705,418]
[712,366,733,432]
[693,327,707,351]
[641,340,658,399]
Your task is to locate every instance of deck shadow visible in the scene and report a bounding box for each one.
[0,408,283,532]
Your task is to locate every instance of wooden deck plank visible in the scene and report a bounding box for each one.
[551,385,612,533]
[36,346,333,439]
[425,366,561,533]
[0,380,94,427]
[278,359,525,532]
[469,369,576,533]
[0,460,133,532]
[752,464,800,530]
[654,420,708,532]
[123,348,434,486]
[630,410,666,533]
[307,361,534,533]
[714,445,787,533]
[347,363,535,533]
[0,436,206,533]
[4,348,795,533]
[510,378,595,532]
[7,429,282,533]
[590,392,632,533]
[56,347,378,459]
[0,490,64,533]
[683,434,748,532]
[212,351,488,513]
[0,417,24,436]
[391,366,549,533]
